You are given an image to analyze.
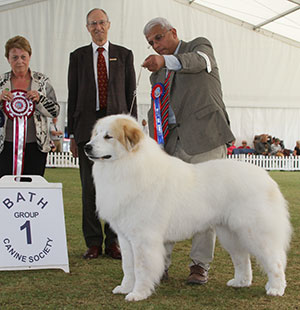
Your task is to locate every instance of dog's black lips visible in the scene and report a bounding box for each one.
[101,155,112,159]
[87,155,112,160]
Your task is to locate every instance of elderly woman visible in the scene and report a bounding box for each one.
[0,36,59,177]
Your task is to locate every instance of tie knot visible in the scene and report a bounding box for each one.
[98,47,105,54]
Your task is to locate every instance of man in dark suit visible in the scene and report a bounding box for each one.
[142,17,234,284]
[67,8,137,260]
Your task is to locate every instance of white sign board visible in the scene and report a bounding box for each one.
[0,175,69,273]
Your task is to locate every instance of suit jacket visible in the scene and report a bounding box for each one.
[67,42,137,144]
[148,37,234,156]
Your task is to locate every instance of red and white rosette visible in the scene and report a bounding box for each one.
[3,90,35,175]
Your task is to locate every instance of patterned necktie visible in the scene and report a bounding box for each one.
[97,47,108,109]
[161,71,171,140]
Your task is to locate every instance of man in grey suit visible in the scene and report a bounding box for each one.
[67,8,137,260]
[143,17,234,284]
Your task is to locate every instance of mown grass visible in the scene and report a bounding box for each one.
[0,169,299,310]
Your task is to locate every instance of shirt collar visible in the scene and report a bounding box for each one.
[174,41,182,55]
[92,41,109,53]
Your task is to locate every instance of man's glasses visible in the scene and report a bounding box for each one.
[147,29,171,48]
[87,20,109,27]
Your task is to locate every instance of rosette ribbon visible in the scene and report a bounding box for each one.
[151,83,165,146]
[3,90,35,175]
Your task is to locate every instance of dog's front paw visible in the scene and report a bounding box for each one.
[227,278,251,287]
[125,290,151,302]
[113,285,132,295]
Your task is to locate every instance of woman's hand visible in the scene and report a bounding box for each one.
[26,90,40,103]
[0,89,13,102]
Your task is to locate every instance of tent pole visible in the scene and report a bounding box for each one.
[253,5,300,30]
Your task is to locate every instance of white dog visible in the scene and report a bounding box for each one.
[84,114,292,302]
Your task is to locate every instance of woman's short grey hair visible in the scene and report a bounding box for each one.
[143,17,173,35]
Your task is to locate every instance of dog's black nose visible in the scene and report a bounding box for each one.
[84,144,92,153]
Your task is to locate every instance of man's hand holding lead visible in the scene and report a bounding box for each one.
[142,55,165,72]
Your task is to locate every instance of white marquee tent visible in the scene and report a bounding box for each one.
[0,0,299,150]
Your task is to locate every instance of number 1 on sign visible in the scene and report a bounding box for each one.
[20,220,32,244]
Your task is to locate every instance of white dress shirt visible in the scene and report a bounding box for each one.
[92,41,109,111]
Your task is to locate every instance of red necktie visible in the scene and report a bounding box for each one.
[97,47,108,109]
[161,71,171,139]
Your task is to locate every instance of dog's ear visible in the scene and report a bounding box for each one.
[113,118,144,151]
[123,123,143,151]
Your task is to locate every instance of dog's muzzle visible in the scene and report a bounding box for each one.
[84,143,111,160]
[84,143,93,156]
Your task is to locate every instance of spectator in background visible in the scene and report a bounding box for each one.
[255,134,271,155]
[238,140,250,149]
[293,140,300,156]
[233,140,255,155]
[270,138,284,157]
[49,117,63,152]
[227,140,236,155]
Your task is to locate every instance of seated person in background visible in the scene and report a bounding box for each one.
[253,135,261,149]
[279,138,285,149]
[270,138,284,157]
[234,140,255,155]
[227,140,236,155]
[266,135,272,145]
[238,140,250,149]
[255,134,271,155]
[293,140,300,156]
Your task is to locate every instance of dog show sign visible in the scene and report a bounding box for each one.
[0,175,69,273]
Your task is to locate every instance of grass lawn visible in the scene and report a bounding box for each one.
[0,168,299,310]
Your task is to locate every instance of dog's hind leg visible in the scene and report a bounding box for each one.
[112,233,135,295]
[216,226,252,287]
[125,236,165,301]
[237,226,287,296]
[255,249,286,296]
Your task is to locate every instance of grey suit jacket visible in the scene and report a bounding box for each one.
[67,42,137,144]
[148,37,234,155]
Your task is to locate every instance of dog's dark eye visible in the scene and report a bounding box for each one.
[104,134,113,140]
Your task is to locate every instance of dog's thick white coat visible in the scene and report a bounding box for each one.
[85,114,292,301]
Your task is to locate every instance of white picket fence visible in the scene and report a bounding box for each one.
[227,154,300,171]
[46,152,300,171]
[46,152,79,168]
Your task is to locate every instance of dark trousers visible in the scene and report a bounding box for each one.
[0,142,47,178]
[78,108,117,250]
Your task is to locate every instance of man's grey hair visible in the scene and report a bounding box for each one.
[86,8,109,24]
[143,17,173,36]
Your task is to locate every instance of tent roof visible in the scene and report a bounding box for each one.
[0,0,22,6]
[192,0,300,43]
[0,0,45,11]
[2,0,300,43]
